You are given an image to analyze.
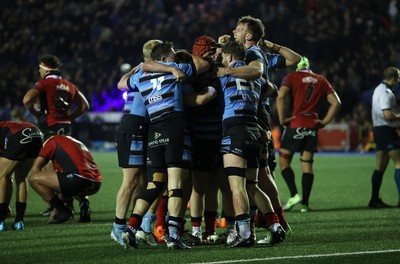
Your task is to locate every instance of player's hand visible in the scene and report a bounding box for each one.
[316,119,326,129]
[280,116,296,127]
[263,40,274,49]
[172,68,185,82]
[218,35,231,44]
[260,129,272,143]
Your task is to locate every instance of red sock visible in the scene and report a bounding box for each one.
[128,214,142,229]
[264,212,279,227]
[275,206,288,229]
[155,196,168,229]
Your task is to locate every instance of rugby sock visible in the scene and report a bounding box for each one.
[249,206,257,236]
[371,170,384,202]
[141,212,156,233]
[0,203,6,221]
[301,173,314,205]
[15,202,26,222]
[281,167,298,197]
[114,217,126,225]
[128,214,142,229]
[263,212,279,227]
[191,216,202,233]
[236,214,251,239]
[394,169,400,200]
[49,196,65,210]
[155,196,168,229]
[274,206,288,229]
[225,216,235,232]
[168,215,181,239]
[204,211,218,234]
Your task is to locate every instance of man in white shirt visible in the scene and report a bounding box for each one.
[369,66,400,208]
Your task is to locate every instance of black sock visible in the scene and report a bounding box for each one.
[114,217,126,225]
[371,170,384,202]
[0,203,7,222]
[49,196,65,209]
[301,173,314,205]
[281,167,298,197]
[15,202,27,222]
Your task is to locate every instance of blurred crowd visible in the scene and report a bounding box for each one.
[1,0,400,131]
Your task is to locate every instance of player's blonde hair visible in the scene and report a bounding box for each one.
[143,39,162,61]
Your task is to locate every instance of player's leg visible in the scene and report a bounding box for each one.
[299,150,314,212]
[0,158,18,231]
[388,149,400,207]
[12,158,34,230]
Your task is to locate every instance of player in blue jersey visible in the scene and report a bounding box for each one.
[212,40,285,247]
[121,41,210,250]
[218,15,298,244]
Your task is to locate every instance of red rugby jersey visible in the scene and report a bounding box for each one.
[34,75,80,126]
[281,70,335,128]
[39,135,102,182]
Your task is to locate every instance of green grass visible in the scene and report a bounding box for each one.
[1,152,400,264]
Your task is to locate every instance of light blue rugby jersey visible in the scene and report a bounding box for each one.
[219,61,261,123]
[124,69,147,117]
[131,62,194,122]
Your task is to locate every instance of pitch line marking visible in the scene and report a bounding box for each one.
[190,249,400,264]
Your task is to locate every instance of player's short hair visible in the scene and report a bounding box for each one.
[222,41,246,61]
[237,15,265,42]
[151,41,174,61]
[39,55,62,70]
[143,39,162,61]
[176,50,193,64]
[383,67,400,81]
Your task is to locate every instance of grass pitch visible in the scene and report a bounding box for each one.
[1,152,399,264]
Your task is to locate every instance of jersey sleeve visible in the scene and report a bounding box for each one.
[177,62,195,77]
[39,139,56,160]
[266,53,286,71]
[380,92,393,110]
[33,80,46,92]
[246,49,264,64]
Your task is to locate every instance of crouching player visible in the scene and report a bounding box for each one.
[30,133,102,224]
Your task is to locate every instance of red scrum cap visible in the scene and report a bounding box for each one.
[192,35,219,57]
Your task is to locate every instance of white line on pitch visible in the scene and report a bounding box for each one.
[190,249,400,264]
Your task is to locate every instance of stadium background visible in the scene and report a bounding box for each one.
[1,0,399,151]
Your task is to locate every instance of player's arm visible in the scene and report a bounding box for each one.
[141,61,185,81]
[382,109,400,121]
[217,60,263,80]
[31,156,49,173]
[183,86,217,106]
[68,91,90,120]
[262,40,301,67]
[276,85,295,126]
[191,54,210,75]
[318,92,342,128]
[23,89,43,116]
[117,65,139,91]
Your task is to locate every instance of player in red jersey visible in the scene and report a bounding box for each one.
[0,121,43,231]
[23,54,90,219]
[276,57,341,212]
[29,133,102,224]
[23,54,89,136]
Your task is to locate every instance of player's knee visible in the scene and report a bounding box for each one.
[224,167,245,178]
[140,181,166,204]
[168,188,183,198]
[279,151,293,160]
